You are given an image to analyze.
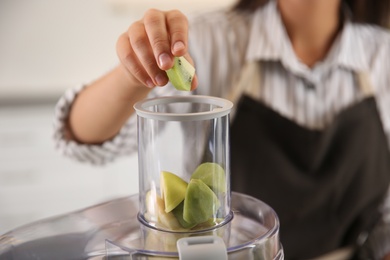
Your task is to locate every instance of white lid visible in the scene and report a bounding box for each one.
[134,95,233,121]
[177,236,228,260]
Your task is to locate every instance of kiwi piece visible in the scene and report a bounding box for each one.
[172,201,198,229]
[191,162,226,193]
[183,179,221,224]
[165,56,195,91]
[160,171,188,213]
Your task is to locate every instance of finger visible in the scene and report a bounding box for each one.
[144,9,174,71]
[166,10,188,57]
[191,74,198,90]
[117,32,154,88]
[128,22,169,87]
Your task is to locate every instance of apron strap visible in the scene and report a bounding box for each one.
[228,61,262,105]
[356,72,374,97]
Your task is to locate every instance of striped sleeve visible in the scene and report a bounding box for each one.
[52,84,138,165]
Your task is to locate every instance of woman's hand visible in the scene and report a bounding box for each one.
[68,9,198,144]
[116,9,197,90]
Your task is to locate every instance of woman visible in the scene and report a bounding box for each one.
[54,0,390,258]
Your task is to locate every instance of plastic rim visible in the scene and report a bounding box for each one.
[133,95,233,121]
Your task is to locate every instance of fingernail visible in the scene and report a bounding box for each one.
[155,73,167,86]
[146,79,155,88]
[172,41,185,53]
[158,53,171,69]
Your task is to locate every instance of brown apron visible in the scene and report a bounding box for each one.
[229,62,390,259]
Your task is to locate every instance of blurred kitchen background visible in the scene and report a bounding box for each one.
[0,0,234,234]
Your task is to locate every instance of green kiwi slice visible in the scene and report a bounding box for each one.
[160,171,188,213]
[191,162,226,193]
[165,56,195,91]
[172,201,198,229]
[183,179,221,224]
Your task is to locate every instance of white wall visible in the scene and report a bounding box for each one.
[0,105,140,234]
[0,0,235,100]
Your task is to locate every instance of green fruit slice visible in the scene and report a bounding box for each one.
[191,162,226,193]
[165,56,195,91]
[160,171,188,213]
[183,179,221,224]
[172,201,198,229]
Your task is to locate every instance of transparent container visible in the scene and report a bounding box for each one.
[134,95,233,233]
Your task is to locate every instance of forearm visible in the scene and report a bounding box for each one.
[68,64,151,144]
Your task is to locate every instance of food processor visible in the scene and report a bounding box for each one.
[0,95,284,260]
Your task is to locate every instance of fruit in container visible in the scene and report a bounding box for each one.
[191,162,226,193]
[160,170,188,213]
[183,179,221,224]
[145,165,225,230]
[172,201,198,229]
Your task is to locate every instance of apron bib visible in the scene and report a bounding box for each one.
[229,62,390,259]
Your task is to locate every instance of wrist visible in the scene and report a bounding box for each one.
[115,64,152,101]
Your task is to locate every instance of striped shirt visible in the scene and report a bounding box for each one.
[53,0,390,257]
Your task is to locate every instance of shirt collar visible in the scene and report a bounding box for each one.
[245,0,369,77]
[334,22,369,72]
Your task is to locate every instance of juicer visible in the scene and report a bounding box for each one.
[105,95,284,259]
